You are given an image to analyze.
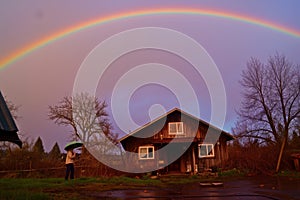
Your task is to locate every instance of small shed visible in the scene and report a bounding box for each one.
[0,91,22,148]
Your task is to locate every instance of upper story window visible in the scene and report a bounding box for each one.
[138,146,154,160]
[168,122,184,135]
[199,144,215,158]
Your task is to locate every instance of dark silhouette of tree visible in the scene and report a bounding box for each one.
[0,138,65,177]
[48,142,61,160]
[48,92,118,148]
[32,137,45,159]
[235,53,300,172]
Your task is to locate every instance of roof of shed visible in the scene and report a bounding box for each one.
[0,91,22,148]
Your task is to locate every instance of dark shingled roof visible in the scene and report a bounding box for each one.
[0,91,22,148]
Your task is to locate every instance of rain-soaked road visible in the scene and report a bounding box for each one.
[88,176,300,200]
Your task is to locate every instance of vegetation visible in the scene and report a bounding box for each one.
[48,92,124,173]
[234,53,300,172]
[5,96,20,120]
[0,138,63,178]
[226,136,300,175]
[0,136,123,178]
[48,92,118,144]
[48,142,61,160]
[0,176,220,200]
[218,168,245,177]
[32,137,46,159]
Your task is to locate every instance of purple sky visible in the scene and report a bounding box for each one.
[1,1,300,152]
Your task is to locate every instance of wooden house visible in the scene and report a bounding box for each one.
[119,108,234,174]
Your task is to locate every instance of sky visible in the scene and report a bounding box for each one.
[1,1,300,152]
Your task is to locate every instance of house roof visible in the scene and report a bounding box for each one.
[119,107,234,142]
[0,91,22,148]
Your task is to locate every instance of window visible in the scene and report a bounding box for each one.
[168,122,184,135]
[138,146,154,160]
[198,144,214,158]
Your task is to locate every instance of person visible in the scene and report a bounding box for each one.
[65,149,76,180]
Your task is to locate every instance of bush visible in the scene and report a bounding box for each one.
[226,142,294,175]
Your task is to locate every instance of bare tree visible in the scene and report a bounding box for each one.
[236,53,300,172]
[48,93,118,148]
[6,99,20,120]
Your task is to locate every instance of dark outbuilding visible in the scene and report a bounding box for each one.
[0,91,22,148]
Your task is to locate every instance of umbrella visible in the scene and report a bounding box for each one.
[64,141,83,151]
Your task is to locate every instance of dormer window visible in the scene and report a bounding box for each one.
[168,122,184,135]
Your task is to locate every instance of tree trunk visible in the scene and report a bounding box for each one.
[275,131,288,173]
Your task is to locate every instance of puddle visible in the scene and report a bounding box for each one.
[87,177,300,199]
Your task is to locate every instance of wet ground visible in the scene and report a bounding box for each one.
[88,176,300,199]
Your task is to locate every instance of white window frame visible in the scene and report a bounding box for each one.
[138,146,154,160]
[198,144,215,158]
[168,122,184,135]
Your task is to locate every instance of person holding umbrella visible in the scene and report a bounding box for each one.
[65,149,76,180]
[64,141,83,180]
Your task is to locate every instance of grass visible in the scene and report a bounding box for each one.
[0,178,58,200]
[276,170,300,178]
[1,172,299,199]
[218,168,246,177]
[0,191,50,200]
[0,176,163,199]
[0,175,214,199]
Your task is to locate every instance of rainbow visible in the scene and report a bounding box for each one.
[1,8,300,69]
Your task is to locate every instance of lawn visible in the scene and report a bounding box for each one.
[2,172,299,199]
[0,175,205,200]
